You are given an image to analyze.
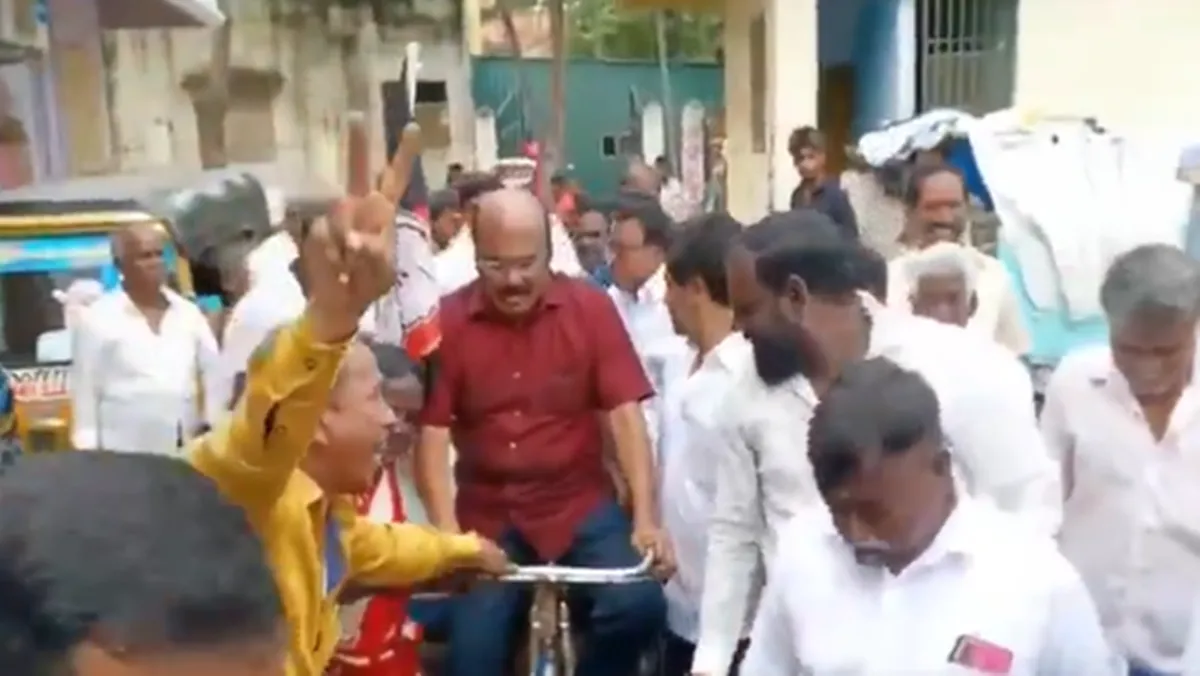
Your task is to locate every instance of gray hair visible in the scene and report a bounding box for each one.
[904,242,978,295]
[1100,244,1200,329]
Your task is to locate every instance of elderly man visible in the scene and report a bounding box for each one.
[887,163,1029,356]
[1043,244,1200,676]
[743,359,1114,675]
[415,188,671,676]
[190,181,510,676]
[900,240,978,327]
[693,210,1060,674]
[71,223,220,452]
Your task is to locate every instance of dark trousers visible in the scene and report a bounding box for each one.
[659,632,748,676]
[445,500,667,676]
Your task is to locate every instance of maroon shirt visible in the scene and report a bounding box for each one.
[420,275,653,559]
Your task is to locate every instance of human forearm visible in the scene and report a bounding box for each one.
[414,427,458,530]
[348,518,483,587]
[607,402,657,523]
[189,310,350,510]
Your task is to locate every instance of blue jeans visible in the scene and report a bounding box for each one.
[445,500,667,676]
[1128,661,1176,676]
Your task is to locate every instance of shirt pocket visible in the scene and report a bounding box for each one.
[530,369,590,415]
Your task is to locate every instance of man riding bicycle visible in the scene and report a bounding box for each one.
[414,187,674,676]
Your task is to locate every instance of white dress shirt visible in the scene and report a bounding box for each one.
[1043,344,1200,673]
[1183,594,1200,676]
[693,297,1061,673]
[742,498,1117,676]
[213,262,306,421]
[659,333,752,643]
[71,288,220,454]
[888,247,1031,356]
[609,265,678,446]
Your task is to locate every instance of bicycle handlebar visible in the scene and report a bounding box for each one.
[494,552,655,585]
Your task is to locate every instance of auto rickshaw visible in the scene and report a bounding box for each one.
[0,166,286,452]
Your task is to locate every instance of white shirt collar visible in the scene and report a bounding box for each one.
[617,264,667,304]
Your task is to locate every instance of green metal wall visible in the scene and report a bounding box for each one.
[471,56,724,197]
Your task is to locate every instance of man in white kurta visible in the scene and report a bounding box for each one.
[743,358,1113,676]
[71,224,219,453]
[1043,244,1200,676]
[692,212,1060,674]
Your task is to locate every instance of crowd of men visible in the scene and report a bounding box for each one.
[3,122,1200,676]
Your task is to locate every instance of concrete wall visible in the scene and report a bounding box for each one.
[722,0,818,221]
[60,1,475,186]
[1013,0,1200,135]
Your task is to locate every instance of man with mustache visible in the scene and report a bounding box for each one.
[414,187,673,676]
[887,162,1029,356]
[691,209,1061,675]
[741,358,1114,675]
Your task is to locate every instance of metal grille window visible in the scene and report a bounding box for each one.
[917,0,1019,114]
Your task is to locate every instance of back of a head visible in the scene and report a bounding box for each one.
[0,453,281,674]
[808,358,942,493]
[667,211,743,305]
[742,209,862,297]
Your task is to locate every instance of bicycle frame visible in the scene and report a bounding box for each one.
[497,554,655,676]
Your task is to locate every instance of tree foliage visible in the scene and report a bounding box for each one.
[485,0,721,62]
[569,1,720,62]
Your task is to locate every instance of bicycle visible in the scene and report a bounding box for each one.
[412,553,656,676]
[497,553,656,676]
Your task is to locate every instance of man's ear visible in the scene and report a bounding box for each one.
[779,273,809,324]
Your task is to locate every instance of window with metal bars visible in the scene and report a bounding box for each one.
[915,0,1019,115]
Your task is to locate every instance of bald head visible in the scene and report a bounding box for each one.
[623,162,662,196]
[473,187,549,244]
[110,222,166,261]
[472,188,552,316]
[111,222,169,294]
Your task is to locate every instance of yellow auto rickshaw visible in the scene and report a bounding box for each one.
[0,166,288,452]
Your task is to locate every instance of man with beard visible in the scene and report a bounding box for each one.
[690,209,1061,675]
[741,359,1113,675]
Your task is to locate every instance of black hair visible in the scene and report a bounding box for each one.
[0,453,282,674]
[429,188,460,222]
[903,161,967,208]
[573,192,595,215]
[666,211,743,306]
[613,190,674,250]
[364,339,423,388]
[855,245,888,301]
[454,172,503,204]
[742,209,862,297]
[808,358,943,494]
[787,125,826,158]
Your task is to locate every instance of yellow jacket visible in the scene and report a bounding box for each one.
[190,314,480,675]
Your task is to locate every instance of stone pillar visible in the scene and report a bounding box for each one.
[720,0,764,222]
[766,0,818,211]
[46,0,111,175]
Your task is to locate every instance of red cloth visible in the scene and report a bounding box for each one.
[327,467,423,676]
[419,275,652,559]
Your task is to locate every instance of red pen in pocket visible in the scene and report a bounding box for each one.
[948,634,1014,674]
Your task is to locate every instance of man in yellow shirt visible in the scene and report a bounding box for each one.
[191,178,510,676]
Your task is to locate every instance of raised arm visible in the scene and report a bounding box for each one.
[189,311,352,514]
[693,399,766,674]
[192,154,401,516]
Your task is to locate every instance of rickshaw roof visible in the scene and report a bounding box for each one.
[0,163,339,218]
